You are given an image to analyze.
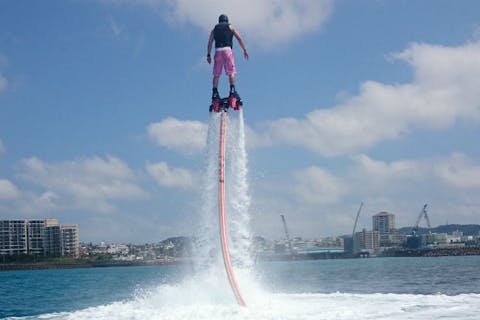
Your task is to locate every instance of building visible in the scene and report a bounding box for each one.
[0,220,28,255]
[373,212,397,246]
[0,219,79,257]
[373,211,395,233]
[44,225,62,257]
[61,225,79,257]
[353,229,380,253]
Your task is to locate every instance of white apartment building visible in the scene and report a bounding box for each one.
[0,219,79,257]
[61,225,79,257]
[0,220,28,255]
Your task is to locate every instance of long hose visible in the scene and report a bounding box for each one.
[218,111,247,307]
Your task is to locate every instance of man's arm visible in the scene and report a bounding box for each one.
[231,26,249,60]
[207,30,214,64]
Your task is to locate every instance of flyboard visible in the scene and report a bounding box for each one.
[210,94,246,307]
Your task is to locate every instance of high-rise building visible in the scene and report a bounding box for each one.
[373,212,397,246]
[27,220,46,255]
[0,220,28,255]
[373,212,395,233]
[61,225,79,257]
[44,225,62,257]
[0,219,78,257]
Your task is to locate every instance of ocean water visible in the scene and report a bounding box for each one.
[2,112,479,319]
[1,256,480,319]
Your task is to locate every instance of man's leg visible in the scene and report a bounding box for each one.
[229,74,237,95]
[212,76,220,100]
[213,76,220,90]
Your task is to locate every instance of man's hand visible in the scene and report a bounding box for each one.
[243,50,249,60]
[207,54,211,64]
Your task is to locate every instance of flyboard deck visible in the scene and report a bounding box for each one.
[218,110,247,307]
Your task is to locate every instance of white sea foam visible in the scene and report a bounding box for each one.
[15,289,480,320]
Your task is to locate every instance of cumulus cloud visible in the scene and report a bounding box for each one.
[251,151,480,237]
[262,41,480,156]
[435,153,480,189]
[147,117,207,154]
[293,166,348,205]
[101,0,334,48]
[19,156,147,212]
[146,161,195,189]
[0,179,20,200]
[351,154,425,185]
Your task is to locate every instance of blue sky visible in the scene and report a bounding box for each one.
[1,0,480,242]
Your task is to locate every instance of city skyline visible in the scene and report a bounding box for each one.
[0,218,79,256]
[1,1,480,242]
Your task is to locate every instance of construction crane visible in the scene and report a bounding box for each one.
[352,202,364,238]
[350,202,363,254]
[280,214,294,255]
[413,204,431,233]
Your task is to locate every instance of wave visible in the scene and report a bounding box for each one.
[8,280,480,320]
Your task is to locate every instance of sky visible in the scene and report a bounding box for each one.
[1,0,480,243]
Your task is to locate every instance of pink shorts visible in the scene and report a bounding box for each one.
[213,48,236,77]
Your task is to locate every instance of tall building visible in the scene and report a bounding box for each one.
[0,219,78,257]
[373,212,395,233]
[0,220,28,255]
[61,225,79,257]
[372,212,398,246]
[44,225,62,257]
[27,220,45,255]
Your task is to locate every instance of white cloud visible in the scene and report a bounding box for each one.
[101,0,334,49]
[435,153,480,189]
[0,139,4,154]
[0,179,20,200]
[293,166,348,205]
[262,41,480,156]
[257,153,480,237]
[19,156,147,212]
[147,117,207,154]
[351,154,425,186]
[146,161,195,189]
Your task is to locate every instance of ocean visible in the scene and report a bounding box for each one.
[3,112,479,319]
[1,256,480,319]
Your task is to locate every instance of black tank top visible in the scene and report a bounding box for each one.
[214,23,233,48]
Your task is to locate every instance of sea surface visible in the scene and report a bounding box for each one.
[1,256,480,320]
[3,113,480,319]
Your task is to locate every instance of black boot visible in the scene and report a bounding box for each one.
[229,85,236,96]
[212,88,220,101]
[229,86,241,101]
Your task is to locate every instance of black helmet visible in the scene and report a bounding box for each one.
[218,14,228,23]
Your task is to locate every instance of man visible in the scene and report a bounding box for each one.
[207,14,249,103]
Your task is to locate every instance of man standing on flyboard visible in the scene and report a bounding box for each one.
[207,14,249,109]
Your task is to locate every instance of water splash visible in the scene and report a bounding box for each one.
[194,110,252,281]
[225,110,253,269]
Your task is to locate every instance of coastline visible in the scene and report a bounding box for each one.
[0,258,190,272]
[3,246,480,271]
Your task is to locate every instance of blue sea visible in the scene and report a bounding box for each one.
[1,256,480,319]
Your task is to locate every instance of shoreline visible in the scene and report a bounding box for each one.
[0,258,190,272]
[3,247,480,271]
